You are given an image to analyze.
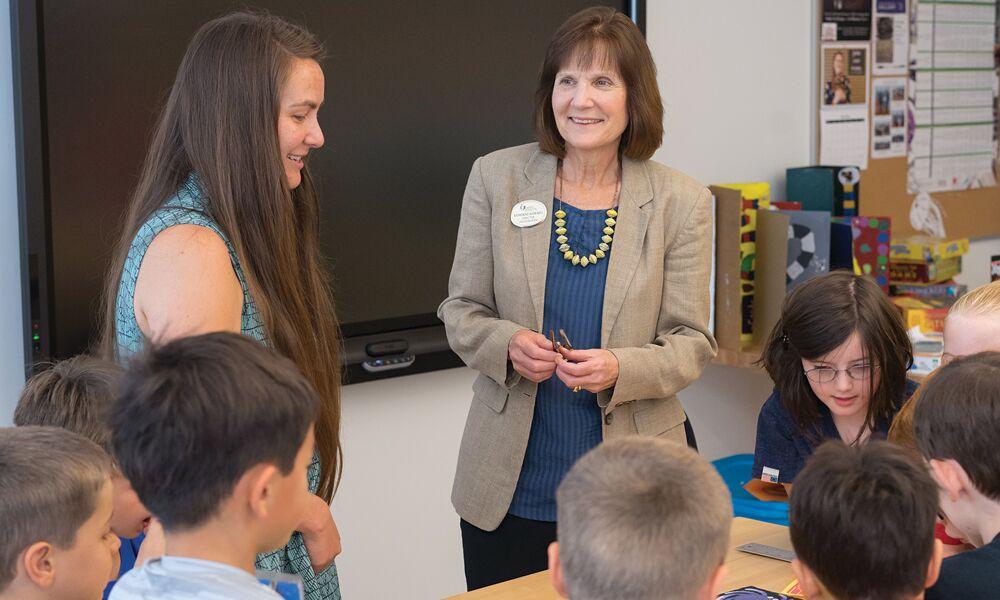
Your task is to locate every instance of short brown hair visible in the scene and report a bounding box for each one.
[913,351,1000,500]
[790,440,938,600]
[0,426,113,591]
[760,271,913,440]
[14,355,123,456]
[556,437,731,600]
[533,7,663,160]
[111,332,318,530]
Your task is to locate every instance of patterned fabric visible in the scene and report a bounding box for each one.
[114,174,341,600]
[507,200,607,521]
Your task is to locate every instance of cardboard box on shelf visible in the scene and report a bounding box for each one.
[890,236,969,263]
[889,256,962,285]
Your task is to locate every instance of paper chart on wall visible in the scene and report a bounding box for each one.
[906,0,998,193]
[820,43,871,169]
[874,0,908,75]
[872,77,908,158]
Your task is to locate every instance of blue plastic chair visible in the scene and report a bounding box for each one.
[712,454,789,526]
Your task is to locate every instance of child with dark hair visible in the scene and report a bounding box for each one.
[789,440,942,600]
[752,271,917,491]
[913,351,1000,600]
[0,426,121,600]
[108,333,320,599]
[14,355,155,599]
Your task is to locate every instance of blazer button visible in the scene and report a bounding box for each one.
[604,413,614,425]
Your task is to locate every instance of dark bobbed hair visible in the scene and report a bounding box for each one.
[789,440,938,600]
[760,271,913,439]
[110,333,318,531]
[0,427,112,591]
[14,355,123,457]
[913,351,1000,500]
[98,11,342,502]
[533,6,663,160]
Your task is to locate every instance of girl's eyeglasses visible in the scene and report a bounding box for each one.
[803,364,877,384]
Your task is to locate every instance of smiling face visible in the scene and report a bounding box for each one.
[801,330,878,423]
[551,47,628,156]
[278,58,325,189]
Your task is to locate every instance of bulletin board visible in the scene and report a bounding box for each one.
[861,157,1000,239]
[817,0,1000,240]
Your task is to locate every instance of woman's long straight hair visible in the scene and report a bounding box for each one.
[98,11,342,500]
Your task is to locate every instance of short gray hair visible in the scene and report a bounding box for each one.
[556,436,732,600]
[0,426,112,591]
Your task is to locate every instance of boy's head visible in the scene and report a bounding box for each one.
[943,280,1000,363]
[550,436,732,600]
[14,356,151,538]
[914,351,1000,547]
[0,426,120,599]
[110,332,318,553]
[789,440,942,600]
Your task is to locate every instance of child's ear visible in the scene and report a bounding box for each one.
[700,563,727,600]
[929,459,970,503]
[791,558,824,599]
[21,541,56,587]
[242,463,280,519]
[925,539,944,590]
[547,542,567,598]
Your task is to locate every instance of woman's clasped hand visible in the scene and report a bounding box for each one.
[507,329,618,392]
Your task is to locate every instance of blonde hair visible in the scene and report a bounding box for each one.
[556,437,731,600]
[950,280,1000,318]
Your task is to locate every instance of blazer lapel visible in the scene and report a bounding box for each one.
[519,150,557,331]
[601,158,652,347]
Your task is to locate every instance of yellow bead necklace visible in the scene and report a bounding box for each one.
[555,163,620,268]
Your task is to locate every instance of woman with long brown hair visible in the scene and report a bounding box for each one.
[99,12,343,599]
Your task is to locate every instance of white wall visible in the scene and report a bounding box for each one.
[649,0,817,195]
[334,2,819,598]
[955,236,1000,289]
[1,0,27,424]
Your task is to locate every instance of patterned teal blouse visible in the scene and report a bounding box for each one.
[114,174,341,600]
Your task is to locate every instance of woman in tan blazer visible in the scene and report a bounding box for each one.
[438,7,717,590]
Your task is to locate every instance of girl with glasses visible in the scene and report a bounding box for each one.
[751,271,917,493]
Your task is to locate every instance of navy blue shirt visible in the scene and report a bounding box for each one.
[508,201,609,521]
[751,379,919,484]
[926,533,1000,600]
[103,533,145,599]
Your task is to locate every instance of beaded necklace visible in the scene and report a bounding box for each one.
[554,163,620,268]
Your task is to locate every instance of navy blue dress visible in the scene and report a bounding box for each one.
[508,201,610,521]
[751,379,919,484]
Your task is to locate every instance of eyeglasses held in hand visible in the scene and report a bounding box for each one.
[803,364,877,384]
[548,328,574,351]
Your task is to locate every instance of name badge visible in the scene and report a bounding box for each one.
[510,200,547,228]
[761,466,780,484]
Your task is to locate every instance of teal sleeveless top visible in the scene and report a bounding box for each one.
[114,174,341,600]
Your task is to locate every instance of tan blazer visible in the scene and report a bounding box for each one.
[438,142,717,530]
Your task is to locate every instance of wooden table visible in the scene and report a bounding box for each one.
[446,517,795,599]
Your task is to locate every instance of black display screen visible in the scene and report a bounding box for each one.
[33,0,630,356]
